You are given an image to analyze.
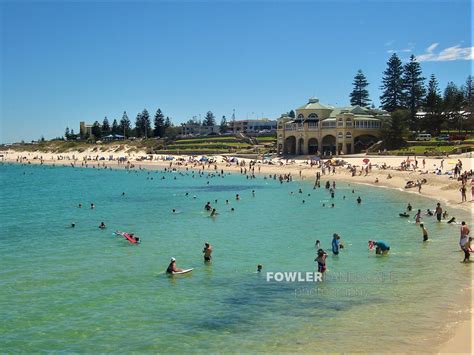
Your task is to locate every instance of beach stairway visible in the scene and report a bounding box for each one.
[366,140,384,154]
[236,133,258,145]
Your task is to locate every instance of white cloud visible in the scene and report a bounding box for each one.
[426,42,439,52]
[384,40,394,47]
[386,48,412,54]
[417,43,473,62]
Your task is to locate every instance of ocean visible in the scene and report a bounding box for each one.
[0,163,471,352]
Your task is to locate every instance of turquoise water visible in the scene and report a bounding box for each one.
[0,163,471,352]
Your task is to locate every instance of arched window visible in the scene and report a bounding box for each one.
[346,132,352,138]
[308,113,318,119]
[297,114,304,119]
[337,132,343,139]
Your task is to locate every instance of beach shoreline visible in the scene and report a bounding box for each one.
[2,148,473,352]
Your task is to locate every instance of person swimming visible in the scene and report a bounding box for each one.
[356,196,362,204]
[315,249,328,273]
[99,222,106,229]
[407,203,412,211]
[315,240,321,249]
[399,212,410,217]
[203,242,212,262]
[426,209,433,216]
[71,222,75,228]
[166,257,183,274]
[210,208,218,217]
[447,217,456,224]
[257,264,263,272]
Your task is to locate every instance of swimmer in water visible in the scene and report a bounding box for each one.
[236,194,240,200]
[172,209,176,213]
[203,242,212,262]
[414,209,422,223]
[210,208,218,217]
[99,222,106,229]
[332,233,340,255]
[257,264,263,272]
[230,208,235,212]
[420,223,428,241]
[315,240,321,249]
[315,249,328,273]
[356,196,362,204]
[368,240,375,250]
[407,203,412,211]
[447,217,456,224]
[166,257,183,274]
[71,222,75,228]
[78,203,82,208]
[90,203,95,209]
[373,240,390,255]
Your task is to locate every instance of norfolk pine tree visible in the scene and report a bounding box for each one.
[349,70,371,107]
[380,53,404,112]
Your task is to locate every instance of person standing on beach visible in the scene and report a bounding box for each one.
[435,203,443,222]
[420,223,428,242]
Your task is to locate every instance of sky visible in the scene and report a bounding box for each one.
[1,0,472,143]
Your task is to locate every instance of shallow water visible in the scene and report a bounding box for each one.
[0,163,471,352]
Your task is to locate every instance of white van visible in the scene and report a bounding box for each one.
[416,133,432,141]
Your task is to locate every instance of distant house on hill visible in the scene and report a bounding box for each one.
[79,121,97,137]
[103,134,125,141]
[230,119,277,134]
[180,124,220,136]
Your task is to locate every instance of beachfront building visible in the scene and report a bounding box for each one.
[180,123,220,136]
[79,121,96,137]
[277,98,389,156]
[230,119,277,134]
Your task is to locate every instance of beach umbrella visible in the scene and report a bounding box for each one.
[363,158,370,164]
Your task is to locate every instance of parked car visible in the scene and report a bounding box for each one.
[436,134,450,141]
[416,133,432,141]
[449,133,467,141]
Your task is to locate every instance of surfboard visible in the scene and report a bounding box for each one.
[173,268,193,275]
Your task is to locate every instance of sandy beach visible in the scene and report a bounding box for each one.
[2,147,473,352]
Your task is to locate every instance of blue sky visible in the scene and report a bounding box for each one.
[1,0,472,143]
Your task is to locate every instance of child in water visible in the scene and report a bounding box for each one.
[315,249,328,273]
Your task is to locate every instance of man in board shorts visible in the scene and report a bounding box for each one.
[435,203,442,222]
[203,242,213,262]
